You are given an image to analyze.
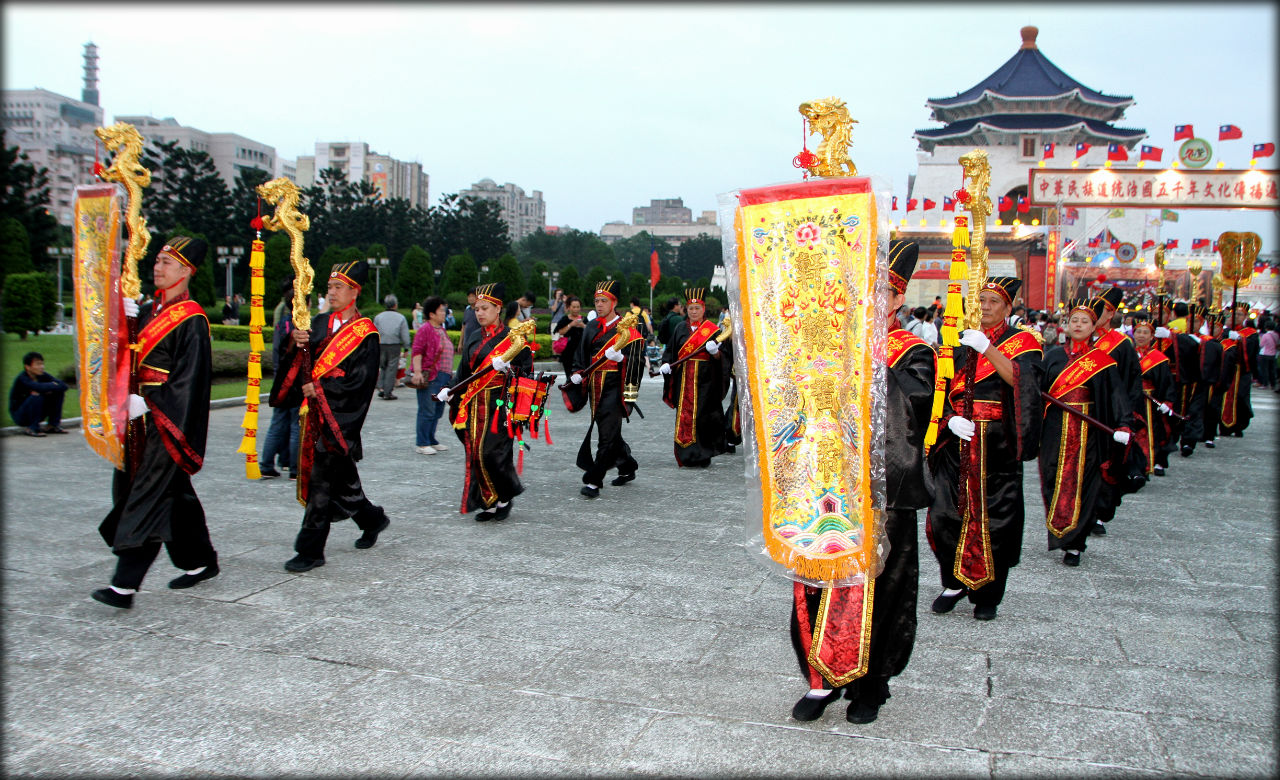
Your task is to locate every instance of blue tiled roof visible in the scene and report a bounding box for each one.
[915,114,1145,140]
[927,46,1132,108]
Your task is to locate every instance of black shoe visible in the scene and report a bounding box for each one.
[285,555,325,572]
[492,501,513,520]
[791,689,841,721]
[1204,439,1215,449]
[91,588,133,609]
[846,697,882,724]
[1153,465,1166,477]
[610,472,636,486]
[259,467,281,479]
[377,390,386,399]
[580,485,600,498]
[931,589,966,614]
[1090,523,1107,536]
[354,514,390,549]
[1232,431,1243,437]
[1063,551,1081,567]
[43,425,68,434]
[384,393,397,400]
[1180,445,1194,457]
[974,603,998,621]
[476,508,498,522]
[168,562,220,589]
[288,472,298,481]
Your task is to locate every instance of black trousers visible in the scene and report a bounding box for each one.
[295,451,384,559]
[933,545,1010,607]
[110,520,217,590]
[579,398,638,486]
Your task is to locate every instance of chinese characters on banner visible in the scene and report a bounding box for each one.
[1045,227,1060,311]
[1028,169,1278,210]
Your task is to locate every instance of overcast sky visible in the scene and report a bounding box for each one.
[4,3,1276,246]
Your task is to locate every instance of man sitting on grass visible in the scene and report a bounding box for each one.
[9,351,68,437]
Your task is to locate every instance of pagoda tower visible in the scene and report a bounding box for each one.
[905,26,1154,309]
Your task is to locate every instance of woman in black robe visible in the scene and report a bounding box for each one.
[1132,315,1177,476]
[657,288,727,467]
[444,282,532,521]
[1039,298,1133,567]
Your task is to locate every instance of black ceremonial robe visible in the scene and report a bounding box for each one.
[570,314,645,486]
[100,295,213,555]
[448,322,532,513]
[661,318,728,467]
[1039,342,1130,552]
[926,324,1043,607]
[1137,346,1177,471]
[792,329,936,694]
[1091,328,1145,522]
[1163,332,1204,448]
[1216,337,1249,436]
[1199,336,1224,441]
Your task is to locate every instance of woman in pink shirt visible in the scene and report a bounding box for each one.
[1258,319,1278,390]
[411,296,455,454]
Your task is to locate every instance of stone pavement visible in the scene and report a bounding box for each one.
[3,376,1276,778]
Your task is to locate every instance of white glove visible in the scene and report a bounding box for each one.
[127,393,148,420]
[1113,430,1131,445]
[1158,403,1173,416]
[947,415,975,441]
[705,340,720,355]
[604,347,624,363]
[1229,330,1240,340]
[123,297,139,317]
[491,357,509,373]
[658,363,672,375]
[570,373,583,385]
[959,329,991,354]
[435,387,451,403]
[1154,327,1171,339]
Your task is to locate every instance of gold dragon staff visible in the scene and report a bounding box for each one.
[256,178,313,331]
[94,123,151,301]
[1154,244,1167,326]
[958,150,993,330]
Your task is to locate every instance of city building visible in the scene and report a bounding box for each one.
[458,178,545,241]
[901,25,1150,310]
[1,44,106,226]
[599,197,720,246]
[295,141,429,208]
[112,114,278,191]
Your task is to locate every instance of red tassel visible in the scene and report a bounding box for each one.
[93,139,104,179]
[543,418,552,445]
[516,436,525,475]
[489,402,500,434]
[251,197,264,231]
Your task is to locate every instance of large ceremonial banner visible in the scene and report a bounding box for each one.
[72,183,129,469]
[721,178,888,586]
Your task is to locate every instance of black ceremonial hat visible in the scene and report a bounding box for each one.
[329,259,369,288]
[595,280,620,302]
[475,282,506,306]
[1097,286,1124,310]
[684,287,706,304]
[888,239,920,294]
[161,236,207,269]
[1067,296,1107,322]
[981,276,1021,305]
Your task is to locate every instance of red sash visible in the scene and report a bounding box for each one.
[454,331,521,429]
[949,330,1041,397]
[1048,347,1117,400]
[887,328,930,368]
[677,320,719,360]
[134,300,207,363]
[590,318,642,368]
[1093,328,1131,356]
[1138,348,1170,374]
[1237,327,1257,339]
[312,317,376,379]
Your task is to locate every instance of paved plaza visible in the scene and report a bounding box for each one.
[2,373,1276,777]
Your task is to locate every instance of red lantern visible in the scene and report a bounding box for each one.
[1096,273,1107,283]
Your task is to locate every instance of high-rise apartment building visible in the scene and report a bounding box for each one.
[458,178,546,242]
[295,141,429,208]
[112,115,277,190]
[599,197,719,246]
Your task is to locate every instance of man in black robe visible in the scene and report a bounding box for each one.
[568,280,645,498]
[1089,286,1146,535]
[272,260,389,572]
[1132,314,1178,477]
[1163,301,1206,457]
[657,287,728,467]
[790,240,935,725]
[439,282,532,520]
[927,276,1043,621]
[94,237,218,608]
[1217,305,1252,437]
[1198,307,1225,450]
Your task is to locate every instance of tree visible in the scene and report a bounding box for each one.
[424,193,512,275]
[164,227,217,307]
[395,245,433,306]
[514,227,614,274]
[627,273,650,306]
[440,252,478,297]
[611,231,673,278]
[0,131,59,270]
[676,234,723,281]
[1,271,55,338]
[582,265,610,303]
[487,253,525,302]
[655,274,685,298]
[262,232,294,319]
[0,216,34,291]
[557,265,581,302]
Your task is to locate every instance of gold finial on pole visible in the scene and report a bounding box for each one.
[1187,257,1203,304]
[94,123,151,300]
[256,178,313,332]
[958,150,993,330]
[798,98,858,178]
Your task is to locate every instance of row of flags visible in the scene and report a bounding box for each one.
[1081,232,1246,254]
[890,195,1032,213]
[1038,124,1275,164]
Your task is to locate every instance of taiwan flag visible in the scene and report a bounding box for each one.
[1142,239,1156,250]
[922,198,937,210]
[1110,239,1121,251]
[906,198,918,212]
[1254,142,1276,159]
[1212,241,1218,252]
[998,196,1013,211]
[1075,142,1091,159]
[1166,239,1179,249]
[1192,238,1211,250]
[1140,145,1163,162]
[1043,143,1056,160]
[892,196,899,210]
[1016,196,1030,214]
[1107,143,1129,162]
[1174,124,1194,140]
[1219,124,1243,140]
[942,196,956,212]
[649,243,660,289]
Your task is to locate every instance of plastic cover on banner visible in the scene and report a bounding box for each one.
[72,182,130,469]
[719,177,891,588]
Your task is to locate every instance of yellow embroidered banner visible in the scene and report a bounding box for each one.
[725,177,887,584]
[72,183,129,469]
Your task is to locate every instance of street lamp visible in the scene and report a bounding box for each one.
[478,264,490,284]
[216,246,244,302]
[46,245,73,327]
[543,269,560,306]
[368,256,390,302]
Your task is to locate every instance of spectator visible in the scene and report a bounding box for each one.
[373,294,410,400]
[904,306,929,338]
[516,291,536,322]
[221,295,239,325]
[549,287,566,325]
[9,351,68,436]
[1259,318,1278,391]
[657,296,684,345]
[926,295,943,318]
[629,297,653,340]
[554,296,587,377]
[460,287,479,345]
[919,309,939,345]
[1008,304,1025,328]
[411,301,424,329]
[260,278,303,479]
[410,296,455,454]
